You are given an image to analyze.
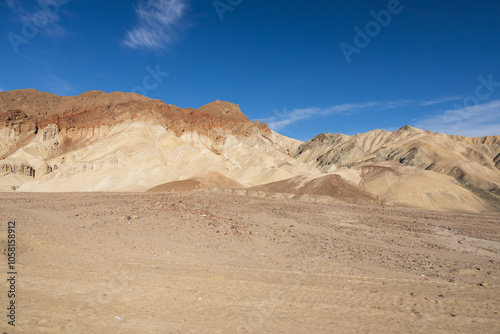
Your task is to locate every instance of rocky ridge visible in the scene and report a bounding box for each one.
[294,126,500,211]
[1,89,499,213]
[0,89,314,191]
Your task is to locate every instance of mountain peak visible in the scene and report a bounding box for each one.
[396,125,422,133]
[1,89,499,213]
[196,100,248,122]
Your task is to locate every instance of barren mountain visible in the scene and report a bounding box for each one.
[0,89,317,192]
[1,89,499,213]
[293,127,500,212]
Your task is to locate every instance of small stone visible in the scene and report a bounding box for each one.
[479,283,488,287]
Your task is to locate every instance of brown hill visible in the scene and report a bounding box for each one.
[294,126,500,210]
[248,174,377,206]
[148,172,243,192]
[232,161,495,213]
[1,89,499,213]
[0,89,316,192]
[0,89,270,158]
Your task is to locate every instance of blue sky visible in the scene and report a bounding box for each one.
[1,0,499,140]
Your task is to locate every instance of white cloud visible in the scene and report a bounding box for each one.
[123,0,187,50]
[377,97,462,110]
[265,103,378,131]
[417,96,462,106]
[264,96,468,131]
[414,100,500,137]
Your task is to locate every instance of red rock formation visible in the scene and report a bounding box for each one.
[0,89,271,158]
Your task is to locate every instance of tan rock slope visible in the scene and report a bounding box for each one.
[293,127,500,212]
[1,89,499,213]
[0,89,317,191]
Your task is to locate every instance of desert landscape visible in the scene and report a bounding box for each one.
[1,89,499,214]
[1,191,499,333]
[1,89,500,333]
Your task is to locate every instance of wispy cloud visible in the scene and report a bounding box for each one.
[266,103,377,131]
[414,100,500,137]
[377,97,463,110]
[123,0,187,50]
[417,96,463,106]
[265,97,460,131]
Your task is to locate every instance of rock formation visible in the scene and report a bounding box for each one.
[0,89,316,192]
[1,89,499,213]
[294,126,500,211]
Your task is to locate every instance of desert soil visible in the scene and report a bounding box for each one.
[1,191,499,333]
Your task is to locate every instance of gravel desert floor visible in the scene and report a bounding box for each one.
[1,191,499,333]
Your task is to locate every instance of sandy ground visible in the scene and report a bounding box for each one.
[1,191,499,333]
